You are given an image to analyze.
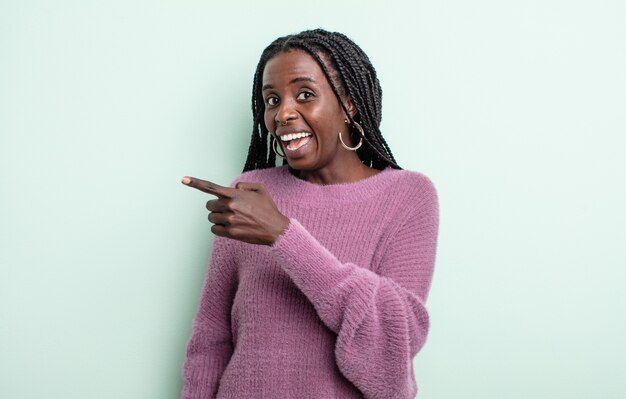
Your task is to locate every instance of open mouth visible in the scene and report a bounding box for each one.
[280,132,313,151]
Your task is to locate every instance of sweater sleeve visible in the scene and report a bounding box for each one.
[180,236,238,399]
[269,181,439,399]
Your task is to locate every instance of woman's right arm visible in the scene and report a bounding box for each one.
[180,236,238,399]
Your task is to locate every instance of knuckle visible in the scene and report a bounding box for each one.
[227,227,239,238]
[224,198,235,210]
[225,214,236,225]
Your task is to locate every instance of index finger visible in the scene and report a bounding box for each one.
[181,176,235,198]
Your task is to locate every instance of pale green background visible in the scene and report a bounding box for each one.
[1,1,625,398]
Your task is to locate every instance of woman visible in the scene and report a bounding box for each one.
[180,29,439,399]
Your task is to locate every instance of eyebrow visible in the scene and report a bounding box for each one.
[262,76,316,91]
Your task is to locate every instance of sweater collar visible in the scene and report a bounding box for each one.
[275,165,396,207]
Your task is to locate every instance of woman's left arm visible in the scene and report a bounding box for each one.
[270,183,439,399]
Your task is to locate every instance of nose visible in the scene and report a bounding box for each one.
[275,99,298,126]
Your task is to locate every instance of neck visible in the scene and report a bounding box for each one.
[290,153,379,185]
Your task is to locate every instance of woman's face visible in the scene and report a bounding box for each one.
[262,50,355,172]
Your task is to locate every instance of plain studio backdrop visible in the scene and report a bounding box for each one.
[1,1,624,398]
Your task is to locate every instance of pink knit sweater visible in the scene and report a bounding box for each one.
[181,165,439,399]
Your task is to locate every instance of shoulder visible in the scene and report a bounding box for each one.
[373,168,439,226]
[375,169,440,245]
[383,168,438,203]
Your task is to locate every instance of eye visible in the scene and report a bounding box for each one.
[265,96,279,106]
[297,91,314,101]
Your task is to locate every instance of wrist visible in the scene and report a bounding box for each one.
[269,215,290,245]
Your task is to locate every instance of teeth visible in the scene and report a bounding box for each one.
[280,132,311,141]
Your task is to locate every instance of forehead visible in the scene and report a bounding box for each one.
[262,50,326,86]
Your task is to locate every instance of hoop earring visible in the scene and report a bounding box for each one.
[339,121,365,151]
[272,137,286,159]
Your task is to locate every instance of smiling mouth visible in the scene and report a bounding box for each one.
[280,132,313,151]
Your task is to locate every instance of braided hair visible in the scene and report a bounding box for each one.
[243,29,401,172]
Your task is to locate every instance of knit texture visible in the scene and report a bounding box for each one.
[181,165,439,399]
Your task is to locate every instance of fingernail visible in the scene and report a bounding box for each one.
[181,177,190,184]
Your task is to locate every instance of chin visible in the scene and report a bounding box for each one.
[285,157,320,173]
[285,158,308,170]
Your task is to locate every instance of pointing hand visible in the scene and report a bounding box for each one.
[182,176,289,246]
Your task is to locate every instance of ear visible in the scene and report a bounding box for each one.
[342,96,357,119]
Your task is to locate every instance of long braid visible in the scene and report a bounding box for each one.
[318,33,398,168]
[243,29,400,172]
